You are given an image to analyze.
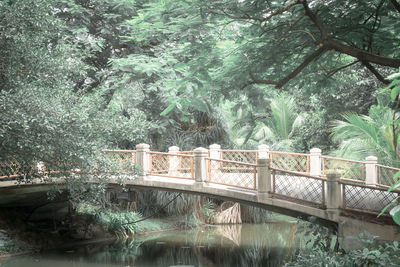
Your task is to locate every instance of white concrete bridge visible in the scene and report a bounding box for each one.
[1,144,400,249]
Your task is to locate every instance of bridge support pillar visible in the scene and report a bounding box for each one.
[257,158,271,200]
[136,143,150,177]
[365,156,378,186]
[258,144,270,159]
[310,148,322,176]
[194,147,208,183]
[326,172,341,221]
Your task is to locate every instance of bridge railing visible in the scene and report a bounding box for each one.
[207,158,257,190]
[339,181,399,215]
[0,159,34,179]
[271,167,326,208]
[102,149,136,171]
[321,156,365,182]
[148,152,194,180]
[377,164,400,186]
[270,151,310,173]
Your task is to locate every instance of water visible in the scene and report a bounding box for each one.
[1,222,305,267]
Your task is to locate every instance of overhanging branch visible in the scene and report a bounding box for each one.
[390,0,400,13]
[244,46,327,89]
[361,61,390,85]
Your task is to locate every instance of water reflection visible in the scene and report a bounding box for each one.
[1,222,300,267]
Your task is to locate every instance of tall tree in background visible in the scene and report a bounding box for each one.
[0,0,150,178]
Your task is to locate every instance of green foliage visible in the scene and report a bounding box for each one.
[78,204,166,237]
[286,237,400,267]
[202,200,216,224]
[232,93,303,151]
[331,68,400,165]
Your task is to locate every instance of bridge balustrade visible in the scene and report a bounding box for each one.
[340,181,398,214]
[270,151,310,173]
[148,151,194,180]
[321,156,365,182]
[102,149,136,171]
[207,158,257,190]
[377,164,400,186]
[271,168,326,209]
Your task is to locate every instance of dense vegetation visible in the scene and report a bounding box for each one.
[1,0,400,262]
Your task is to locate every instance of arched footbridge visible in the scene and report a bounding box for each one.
[1,144,400,248]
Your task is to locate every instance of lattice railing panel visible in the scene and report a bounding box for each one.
[208,159,257,189]
[270,152,309,173]
[220,150,257,164]
[342,183,398,214]
[149,152,194,179]
[102,150,136,171]
[272,169,325,206]
[322,157,365,181]
[0,159,34,179]
[377,165,400,186]
[149,152,169,175]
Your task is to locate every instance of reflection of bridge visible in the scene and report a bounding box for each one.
[1,144,400,249]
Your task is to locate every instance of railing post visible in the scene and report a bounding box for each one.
[365,156,378,186]
[136,143,150,176]
[257,158,271,199]
[209,144,220,170]
[168,146,179,176]
[326,172,341,220]
[310,148,322,176]
[258,144,270,159]
[194,147,208,183]
[209,144,220,159]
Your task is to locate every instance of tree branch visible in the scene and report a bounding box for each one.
[211,0,301,23]
[300,0,327,37]
[326,60,359,77]
[390,0,400,13]
[245,46,327,89]
[361,61,390,85]
[326,40,400,68]
[261,0,301,23]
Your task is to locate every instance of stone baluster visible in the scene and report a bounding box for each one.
[326,172,341,220]
[310,148,322,176]
[257,158,272,200]
[194,147,209,183]
[365,156,378,186]
[136,143,150,176]
[209,144,221,170]
[168,146,180,176]
[258,144,270,160]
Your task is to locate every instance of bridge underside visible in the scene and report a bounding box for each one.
[1,176,400,251]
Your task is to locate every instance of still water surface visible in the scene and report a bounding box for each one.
[1,222,303,267]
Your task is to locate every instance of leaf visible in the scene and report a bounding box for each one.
[191,98,208,113]
[160,103,176,116]
[390,85,400,101]
[389,205,400,226]
[378,197,398,217]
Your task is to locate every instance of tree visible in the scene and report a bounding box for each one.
[0,0,150,206]
[232,93,303,150]
[332,68,400,165]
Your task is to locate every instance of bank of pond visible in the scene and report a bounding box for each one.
[2,217,400,266]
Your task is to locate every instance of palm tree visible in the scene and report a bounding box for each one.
[331,106,400,166]
[232,93,303,151]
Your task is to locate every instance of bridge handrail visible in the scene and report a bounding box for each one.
[270,167,325,181]
[102,149,136,153]
[321,155,366,164]
[148,151,194,158]
[270,151,310,157]
[205,157,257,167]
[339,179,400,192]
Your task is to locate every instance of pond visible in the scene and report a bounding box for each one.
[1,221,320,267]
